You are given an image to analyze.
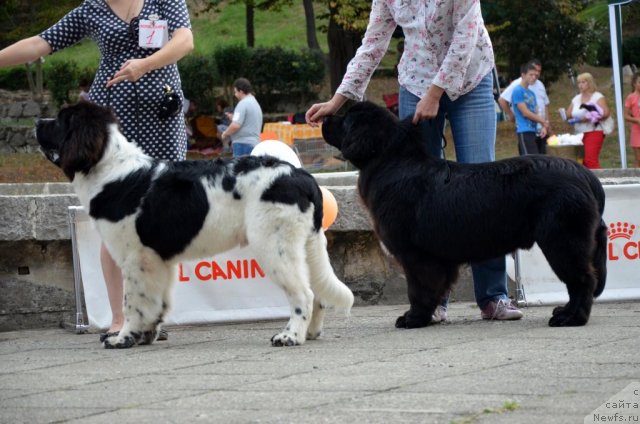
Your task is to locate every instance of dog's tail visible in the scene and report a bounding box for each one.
[306,231,354,314]
[593,218,608,298]
[584,169,607,298]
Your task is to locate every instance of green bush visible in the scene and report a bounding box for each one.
[179,54,219,114]
[46,60,80,109]
[0,67,30,90]
[214,44,251,101]
[622,35,640,68]
[247,47,325,111]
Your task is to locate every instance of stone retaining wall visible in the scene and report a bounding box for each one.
[0,98,52,154]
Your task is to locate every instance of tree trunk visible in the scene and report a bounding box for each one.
[327,17,363,94]
[246,1,255,48]
[302,0,320,50]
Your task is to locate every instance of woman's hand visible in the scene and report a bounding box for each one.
[106,58,149,87]
[413,85,444,124]
[305,94,347,126]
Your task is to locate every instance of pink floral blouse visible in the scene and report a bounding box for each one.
[337,0,494,101]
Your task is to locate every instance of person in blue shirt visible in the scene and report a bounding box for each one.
[512,62,549,155]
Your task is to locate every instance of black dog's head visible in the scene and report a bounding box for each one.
[36,102,117,180]
[322,101,402,170]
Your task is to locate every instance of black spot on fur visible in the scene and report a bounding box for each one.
[222,175,236,192]
[295,308,302,315]
[136,308,144,318]
[135,161,220,260]
[89,169,152,222]
[261,169,323,231]
[233,190,241,200]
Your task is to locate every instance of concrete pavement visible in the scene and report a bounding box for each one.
[1,301,639,424]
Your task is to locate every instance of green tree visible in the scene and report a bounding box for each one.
[484,0,596,85]
[320,0,370,93]
[0,0,77,48]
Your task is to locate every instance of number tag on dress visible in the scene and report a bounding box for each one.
[138,19,168,49]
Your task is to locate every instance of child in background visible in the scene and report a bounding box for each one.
[624,72,640,168]
[78,78,91,103]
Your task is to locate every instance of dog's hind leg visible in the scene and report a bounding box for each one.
[593,219,608,298]
[103,255,173,349]
[250,225,314,347]
[304,231,354,340]
[538,227,598,327]
[395,255,457,329]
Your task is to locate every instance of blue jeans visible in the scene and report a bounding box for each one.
[398,72,508,309]
[232,142,255,157]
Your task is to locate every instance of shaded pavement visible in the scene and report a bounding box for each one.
[1,302,639,424]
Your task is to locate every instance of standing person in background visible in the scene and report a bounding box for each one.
[221,78,263,157]
[78,78,92,103]
[566,72,611,169]
[499,59,550,153]
[0,0,194,342]
[624,72,640,168]
[306,0,523,322]
[511,62,549,155]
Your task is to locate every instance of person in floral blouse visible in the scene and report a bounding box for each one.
[306,0,523,322]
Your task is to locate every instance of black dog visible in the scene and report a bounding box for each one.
[322,101,607,328]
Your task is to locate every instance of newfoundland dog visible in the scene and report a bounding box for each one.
[36,102,353,348]
[322,101,606,328]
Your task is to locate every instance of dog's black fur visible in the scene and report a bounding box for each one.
[322,101,607,327]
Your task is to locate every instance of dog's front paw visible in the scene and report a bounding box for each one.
[271,332,302,347]
[395,310,431,329]
[103,334,135,349]
[548,312,588,327]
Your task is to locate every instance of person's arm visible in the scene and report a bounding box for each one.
[431,0,483,97]
[623,106,637,124]
[498,97,514,121]
[306,0,395,125]
[305,93,348,126]
[107,28,193,87]
[595,95,610,120]
[516,102,547,126]
[0,36,52,68]
[221,122,241,139]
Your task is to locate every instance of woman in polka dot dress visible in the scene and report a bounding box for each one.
[0,0,193,340]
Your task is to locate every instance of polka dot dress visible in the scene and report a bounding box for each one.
[40,0,191,161]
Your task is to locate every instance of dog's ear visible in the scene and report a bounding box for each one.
[58,104,113,180]
[338,101,399,167]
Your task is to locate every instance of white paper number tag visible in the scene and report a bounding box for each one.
[138,19,168,49]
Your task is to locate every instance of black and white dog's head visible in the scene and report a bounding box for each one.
[36,102,118,180]
[322,101,410,170]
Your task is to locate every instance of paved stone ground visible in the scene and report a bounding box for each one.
[1,301,639,424]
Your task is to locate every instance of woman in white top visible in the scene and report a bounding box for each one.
[306,0,523,322]
[567,72,611,169]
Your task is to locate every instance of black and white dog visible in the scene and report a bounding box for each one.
[322,101,607,328]
[36,102,353,348]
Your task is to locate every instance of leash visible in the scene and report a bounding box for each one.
[428,119,451,184]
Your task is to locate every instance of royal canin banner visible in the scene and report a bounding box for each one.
[507,184,640,305]
[70,207,289,330]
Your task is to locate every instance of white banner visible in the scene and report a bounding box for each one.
[70,207,289,329]
[507,184,640,305]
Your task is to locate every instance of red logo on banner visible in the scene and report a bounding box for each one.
[608,221,639,261]
[179,259,266,282]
